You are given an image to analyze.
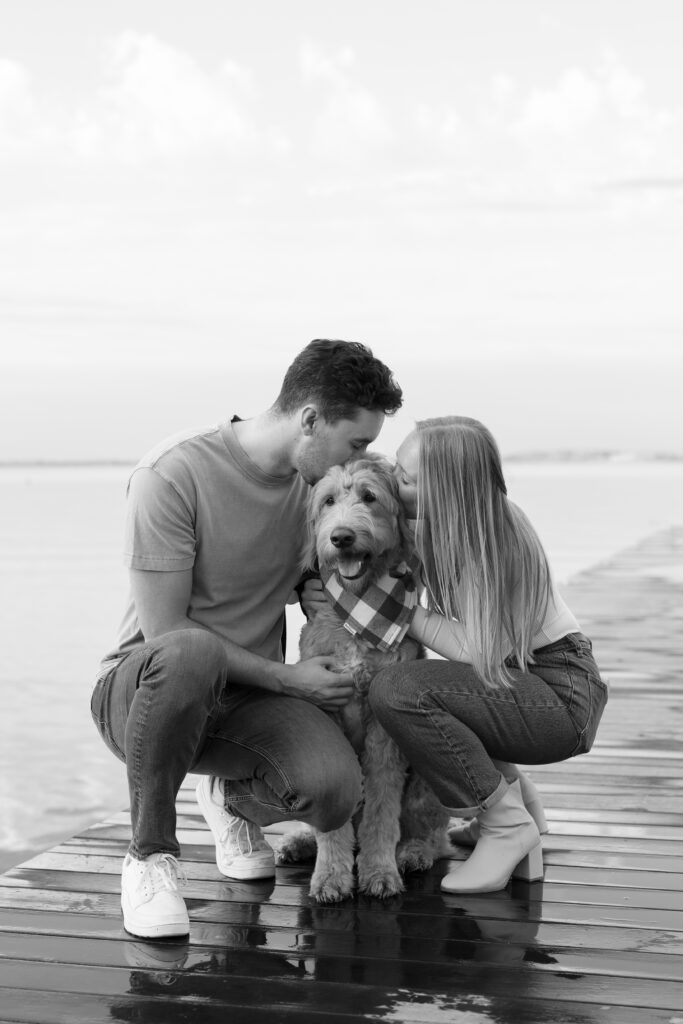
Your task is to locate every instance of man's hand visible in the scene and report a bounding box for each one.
[280,657,355,710]
[300,577,328,619]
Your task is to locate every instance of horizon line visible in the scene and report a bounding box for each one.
[1,450,683,468]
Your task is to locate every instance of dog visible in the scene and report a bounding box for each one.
[276,453,450,903]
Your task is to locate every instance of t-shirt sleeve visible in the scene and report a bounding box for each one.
[123,466,196,571]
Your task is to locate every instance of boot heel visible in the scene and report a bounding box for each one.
[512,842,544,882]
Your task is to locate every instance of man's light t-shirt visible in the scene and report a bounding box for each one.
[98,420,309,678]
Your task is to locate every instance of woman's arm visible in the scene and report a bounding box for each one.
[408,606,473,662]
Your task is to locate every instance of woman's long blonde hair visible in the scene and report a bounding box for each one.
[413,416,550,686]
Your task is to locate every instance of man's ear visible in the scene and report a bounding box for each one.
[301,405,319,436]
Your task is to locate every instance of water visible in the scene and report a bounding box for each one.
[0,466,131,870]
[1,460,682,870]
[505,459,683,582]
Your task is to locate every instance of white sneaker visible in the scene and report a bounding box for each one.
[121,852,189,939]
[196,775,276,880]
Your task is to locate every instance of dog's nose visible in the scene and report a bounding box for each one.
[330,528,356,549]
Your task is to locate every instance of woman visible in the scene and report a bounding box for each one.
[368,416,608,894]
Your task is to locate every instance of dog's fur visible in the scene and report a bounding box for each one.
[276,453,450,903]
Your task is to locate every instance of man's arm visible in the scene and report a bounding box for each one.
[131,568,355,710]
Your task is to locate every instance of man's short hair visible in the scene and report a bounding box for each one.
[274,339,403,422]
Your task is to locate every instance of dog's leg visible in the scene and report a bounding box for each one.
[356,721,408,898]
[276,825,318,865]
[397,773,452,875]
[309,821,356,903]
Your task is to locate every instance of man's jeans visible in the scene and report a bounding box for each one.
[90,629,362,860]
[369,632,608,815]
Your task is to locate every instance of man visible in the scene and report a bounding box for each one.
[91,339,403,938]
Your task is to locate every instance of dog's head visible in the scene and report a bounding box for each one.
[302,452,412,594]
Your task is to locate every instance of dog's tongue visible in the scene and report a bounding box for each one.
[338,558,366,580]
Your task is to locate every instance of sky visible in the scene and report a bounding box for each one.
[1,0,682,460]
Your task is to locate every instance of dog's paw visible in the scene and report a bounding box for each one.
[357,864,405,899]
[310,866,355,904]
[396,840,434,875]
[276,828,318,865]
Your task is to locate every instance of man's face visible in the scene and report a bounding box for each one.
[296,408,385,485]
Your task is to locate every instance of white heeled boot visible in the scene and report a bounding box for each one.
[441,780,543,893]
[448,762,548,846]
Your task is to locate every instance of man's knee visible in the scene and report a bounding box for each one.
[295,748,362,833]
[147,628,228,704]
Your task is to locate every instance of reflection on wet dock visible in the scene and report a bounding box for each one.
[1,527,682,1022]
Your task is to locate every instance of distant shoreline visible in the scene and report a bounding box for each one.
[0,459,136,468]
[1,451,682,468]
[504,450,683,463]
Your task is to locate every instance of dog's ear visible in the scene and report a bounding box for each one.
[299,482,321,572]
[371,457,417,567]
[363,455,415,569]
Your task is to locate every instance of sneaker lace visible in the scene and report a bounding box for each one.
[219,817,265,856]
[149,853,187,893]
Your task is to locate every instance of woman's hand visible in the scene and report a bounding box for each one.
[300,576,328,619]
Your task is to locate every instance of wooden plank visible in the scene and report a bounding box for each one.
[65,820,683,856]
[3,904,683,959]
[12,850,683,893]
[2,988,680,1024]
[3,922,683,985]
[49,839,683,874]
[3,879,683,935]
[6,855,683,914]
[5,857,683,918]
[1,955,683,1014]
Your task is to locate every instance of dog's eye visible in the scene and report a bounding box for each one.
[323,496,335,507]
[362,491,376,504]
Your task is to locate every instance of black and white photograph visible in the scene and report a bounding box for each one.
[1,2,682,1020]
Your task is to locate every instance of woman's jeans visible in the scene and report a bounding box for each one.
[90,629,362,860]
[369,632,608,815]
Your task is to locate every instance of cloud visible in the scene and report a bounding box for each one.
[70,32,251,161]
[0,33,272,167]
[507,54,677,182]
[300,40,355,86]
[511,67,601,139]
[290,46,682,216]
[413,102,465,151]
[401,52,682,209]
[598,176,683,192]
[0,58,48,154]
[1,38,680,215]
[299,40,392,161]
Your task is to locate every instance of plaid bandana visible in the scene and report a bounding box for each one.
[320,558,419,653]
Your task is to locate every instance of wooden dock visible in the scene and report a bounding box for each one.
[1,526,682,1023]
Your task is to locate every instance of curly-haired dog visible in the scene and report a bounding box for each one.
[277,453,450,903]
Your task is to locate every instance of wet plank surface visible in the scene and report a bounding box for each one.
[1,526,682,1023]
